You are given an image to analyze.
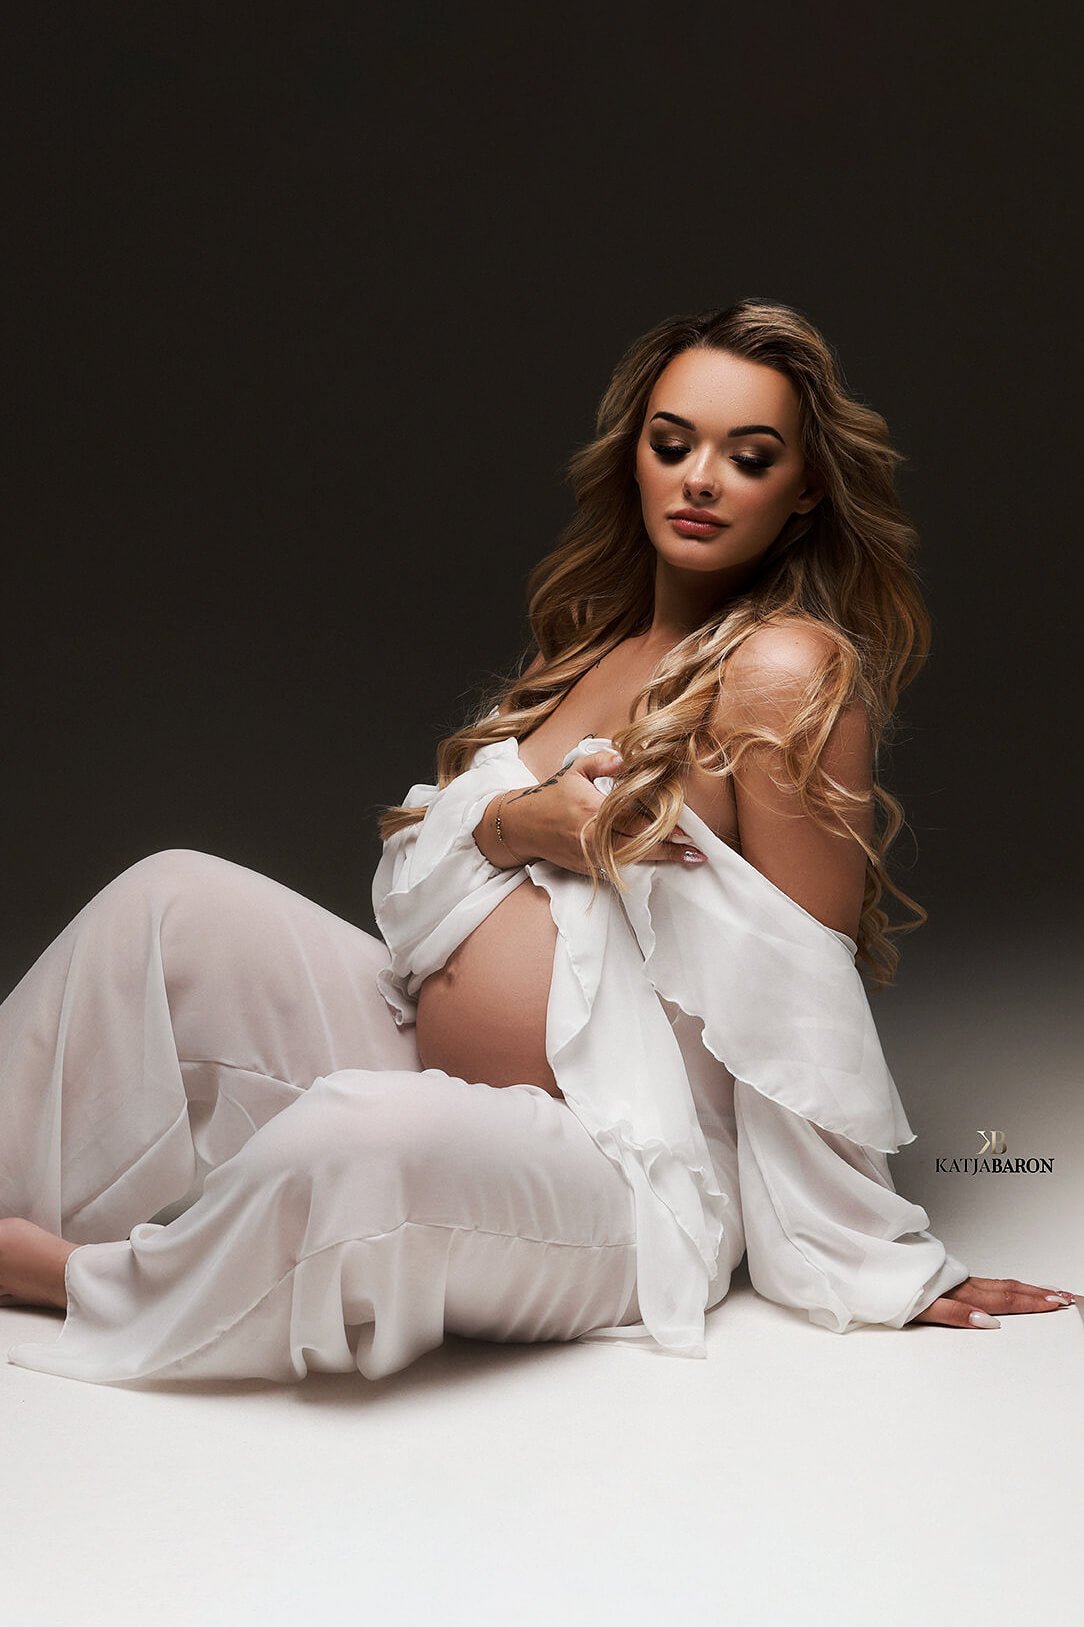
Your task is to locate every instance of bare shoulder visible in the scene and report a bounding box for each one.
[689,622,874,865]
[724,617,839,692]
[712,617,839,730]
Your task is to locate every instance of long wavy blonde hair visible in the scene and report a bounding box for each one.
[379,298,931,989]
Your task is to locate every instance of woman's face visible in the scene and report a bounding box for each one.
[633,346,823,584]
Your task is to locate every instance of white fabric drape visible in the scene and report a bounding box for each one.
[1,731,969,1386]
[3,852,642,1384]
[373,730,969,1356]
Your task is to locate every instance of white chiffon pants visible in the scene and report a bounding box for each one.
[1,849,961,1386]
[1,851,642,1384]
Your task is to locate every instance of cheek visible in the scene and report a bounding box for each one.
[731,478,793,525]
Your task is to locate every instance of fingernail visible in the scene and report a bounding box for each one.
[681,849,705,865]
[1045,1294,1072,1305]
[969,1311,1001,1329]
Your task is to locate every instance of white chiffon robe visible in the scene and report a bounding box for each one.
[2,741,968,1386]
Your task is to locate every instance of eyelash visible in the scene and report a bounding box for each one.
[650,442,773,475]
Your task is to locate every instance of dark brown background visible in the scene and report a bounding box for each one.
[5,5,1080,1031]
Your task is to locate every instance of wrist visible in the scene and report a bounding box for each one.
[494,791,529,865]
[472,793,526,870]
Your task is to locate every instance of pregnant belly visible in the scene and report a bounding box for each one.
[414,879,563,1097]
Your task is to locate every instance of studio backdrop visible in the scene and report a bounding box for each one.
[5,6,1079,1283]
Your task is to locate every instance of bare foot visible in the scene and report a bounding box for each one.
[912,1275,1079,1330]
[0,1217,77,1309]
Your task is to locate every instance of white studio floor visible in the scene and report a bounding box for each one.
[3,1263,1082,1627]
[3,921,1082,1627]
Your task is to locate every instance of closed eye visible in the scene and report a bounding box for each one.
[650,442,773,475]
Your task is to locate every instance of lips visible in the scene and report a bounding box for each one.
[669,508,727,525]
[668,509,728,537]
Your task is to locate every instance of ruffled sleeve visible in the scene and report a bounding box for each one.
[370,738,536,1025]
[613,801,970,1330]
[618,803,915,1154]
[525,851,731,1358]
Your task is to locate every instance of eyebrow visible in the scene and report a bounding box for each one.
[650,410,786,447]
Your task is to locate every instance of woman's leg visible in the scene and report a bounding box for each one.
[7,1070,641,1385]
[0,849,418,1246]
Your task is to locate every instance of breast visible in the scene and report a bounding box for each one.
[414,878,563,1096]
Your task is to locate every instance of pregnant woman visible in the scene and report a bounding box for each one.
[1,297,1075,1385]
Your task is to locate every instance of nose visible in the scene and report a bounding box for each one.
[683,454,719,501]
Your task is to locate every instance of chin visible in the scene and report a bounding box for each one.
[655,540,741,574]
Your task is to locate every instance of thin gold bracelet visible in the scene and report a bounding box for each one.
[494,792,527,864]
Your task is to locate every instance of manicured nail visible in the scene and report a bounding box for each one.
[1045,1294,1073,1305]
[681,849,706,864]
[969,1311,1001,1329]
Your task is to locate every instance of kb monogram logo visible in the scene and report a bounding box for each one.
[936,1128,1052,1175]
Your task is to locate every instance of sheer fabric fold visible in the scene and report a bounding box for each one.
[373,736,728,1357]
[3,854,642,1384]
[619,803,915,1155]
[1,731,970,1383]
[370,729,968,1359]
[372,741,536,1025]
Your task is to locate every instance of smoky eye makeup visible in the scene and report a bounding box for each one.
[648,439,776,474]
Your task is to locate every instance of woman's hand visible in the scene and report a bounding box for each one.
[911,1276,1078,1330]
[475,750,707,876]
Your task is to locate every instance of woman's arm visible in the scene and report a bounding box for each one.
[716,623,1081,1329]
[473,651,702,873]
[712,621,871,942]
